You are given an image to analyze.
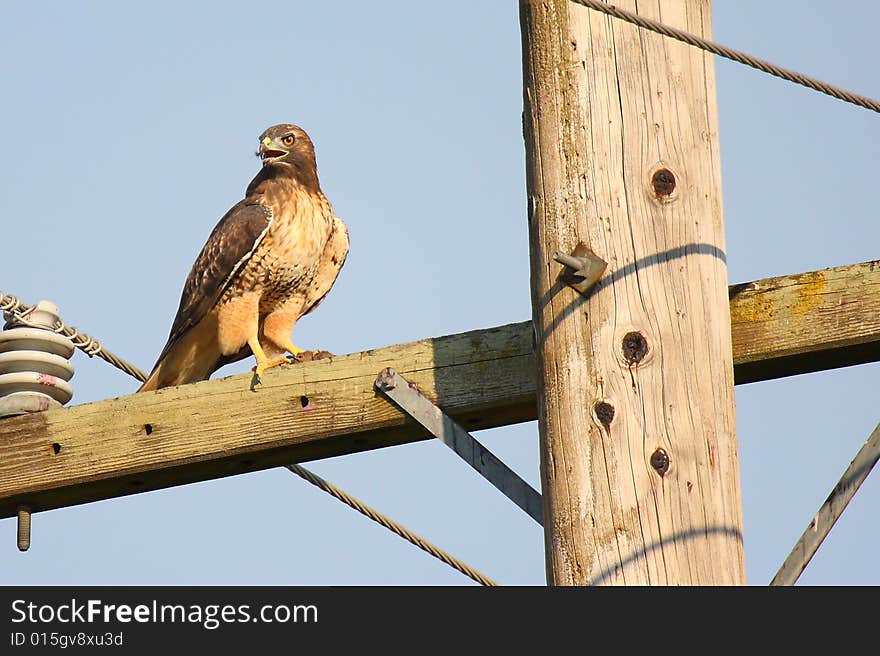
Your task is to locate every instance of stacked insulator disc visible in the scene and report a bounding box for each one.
[0,301,75,418]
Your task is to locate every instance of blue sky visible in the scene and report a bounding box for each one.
[1,1,879,585]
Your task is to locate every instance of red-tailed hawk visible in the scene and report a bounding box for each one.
[138,124,349,392]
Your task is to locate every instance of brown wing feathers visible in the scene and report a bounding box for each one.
[138,202,272,390]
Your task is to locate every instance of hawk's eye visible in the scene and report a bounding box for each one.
[282,134,295,147]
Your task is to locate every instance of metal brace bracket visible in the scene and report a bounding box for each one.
[770,420,880,586]
[553,242,607,294]
[375,368,543,526]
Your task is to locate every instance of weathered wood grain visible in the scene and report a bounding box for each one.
[2,261,880,520]
[730,260,880,384]
[521,0,744,584]
[0,323,535,519]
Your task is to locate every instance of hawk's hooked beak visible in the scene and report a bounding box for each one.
[259,137,287,167]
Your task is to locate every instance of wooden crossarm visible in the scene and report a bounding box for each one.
[1,260,879,519]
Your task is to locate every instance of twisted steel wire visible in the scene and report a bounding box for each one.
[0,291,148,382]
[571,0,880,114]
[286,464,499,586]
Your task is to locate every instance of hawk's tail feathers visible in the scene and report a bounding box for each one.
[137,370,162,393]
[136,321,220,393]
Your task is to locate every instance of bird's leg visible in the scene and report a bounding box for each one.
[248,336,270,384]
[248,336,286,388]
[267,340,306,368]
[248,336,304,388]
[261,312,312,365]
[276,339,307,363]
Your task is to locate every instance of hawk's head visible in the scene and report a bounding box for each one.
[257,124,320,190]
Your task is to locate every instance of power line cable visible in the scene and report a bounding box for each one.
[286,464,499,586]
[1,291,147,381]
[571,0,880,114]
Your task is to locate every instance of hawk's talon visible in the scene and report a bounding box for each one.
[249,355,292,391]
[254,356,291,376]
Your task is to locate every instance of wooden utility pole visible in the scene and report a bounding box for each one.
[520,0,745,584]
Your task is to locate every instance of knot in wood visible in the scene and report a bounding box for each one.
[622,331,648,365]
[651,168,676,198]
[594,401,615,428]
[650,448,670,477]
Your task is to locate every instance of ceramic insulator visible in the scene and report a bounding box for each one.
[0,300,75,418]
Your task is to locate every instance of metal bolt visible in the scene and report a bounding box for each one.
[17,505,31,552]
[650,448,670,477]
[553,243,607,294]
[554,252,588,270]
[375,367,397,391]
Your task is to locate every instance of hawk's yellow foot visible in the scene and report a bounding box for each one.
[254,355,294,377]
[280,341,305,359]
[250,337,307,388]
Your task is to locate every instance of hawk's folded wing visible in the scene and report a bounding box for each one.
[151,201,273,368]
